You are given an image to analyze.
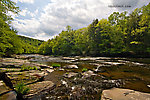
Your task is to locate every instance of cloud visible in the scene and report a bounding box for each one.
[12,18,41,36]
[13,0,34,4]
[19,8,28,16]
[12,0,150,41]
[38,0,118,34]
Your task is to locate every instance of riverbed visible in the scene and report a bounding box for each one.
[0,54,150,99]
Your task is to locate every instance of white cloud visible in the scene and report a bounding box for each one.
[12,0,150,40]
[12,18,41,36]
[12,0,34,4]
[19,8,28,16]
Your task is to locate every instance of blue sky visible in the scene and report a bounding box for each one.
[11,0,150,41]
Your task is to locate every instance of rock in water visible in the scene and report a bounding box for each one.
[63,65,78,69]
[101,88,150,100]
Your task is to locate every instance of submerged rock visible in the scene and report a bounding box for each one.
[101,88,150,100]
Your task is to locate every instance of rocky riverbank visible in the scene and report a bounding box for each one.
[0,54,150,99]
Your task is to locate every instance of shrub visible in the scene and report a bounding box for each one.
[21,65,38,71]
[52,63,61,68]
[33,66,38,70]
[15,82,30,95]
[82,68,88,72]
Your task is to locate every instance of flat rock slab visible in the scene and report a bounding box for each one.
[0,81,12,95]
[25,81,54,98]
[0,91,17,100]
[101,88,150,100]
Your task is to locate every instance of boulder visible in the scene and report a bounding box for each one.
[101,88,150,100]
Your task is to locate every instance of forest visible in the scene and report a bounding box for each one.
[0,0,150,57]
[38,3,150,57]
[0,0,43,56]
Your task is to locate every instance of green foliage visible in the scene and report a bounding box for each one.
[52,63,61,68]
[0,0,43,56]
[15,82,30,95]
[82,68,88,72]
[37,3,150,57]
[21,65,37,71]
[1,1,148,57]
[19,36,43,54]
[0,0,22,56]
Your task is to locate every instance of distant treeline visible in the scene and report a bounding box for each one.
[18,36,44,54]
[38,3,150,57]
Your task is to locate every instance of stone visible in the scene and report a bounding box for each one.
[0,72,14,89]
[41,69,54,73]
[61,80,68,87]
[94,65,106,73]
[33,63,52,69]
[25,81,54,99]
[59,68,65,71]
[82,70,96,78]
[0,81,12,95]
[101,88,150,100]
[103,62,124,65]
[62,57,76,60]
[63,65,78,69]
[63,72,78,78]
[0,91,17,100]
[29,71,48,78]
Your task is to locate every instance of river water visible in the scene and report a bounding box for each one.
[0,55,150,99]
[30,56,150,93]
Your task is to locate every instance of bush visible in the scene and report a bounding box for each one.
[15,82,30,95]
[82,68,88,72]
[21,65,38,71]
[52,63,61,68]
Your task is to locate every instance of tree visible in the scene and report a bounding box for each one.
[0,0,21,56]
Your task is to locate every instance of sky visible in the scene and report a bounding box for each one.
[11,0,150,41]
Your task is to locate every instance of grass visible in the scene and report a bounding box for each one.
[21,65,38,71]
[52,63,61,68]
[82,68,88,72]
[15,82,30,95]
